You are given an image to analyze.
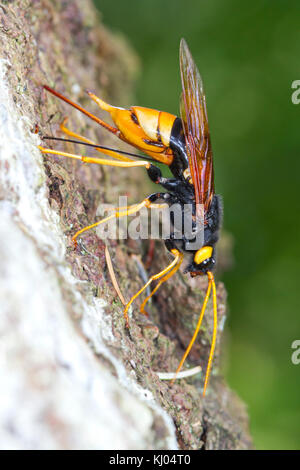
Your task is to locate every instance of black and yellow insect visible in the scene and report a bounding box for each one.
[39,39,221,396]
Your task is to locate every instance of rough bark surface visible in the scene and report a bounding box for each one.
[0,0,252,450]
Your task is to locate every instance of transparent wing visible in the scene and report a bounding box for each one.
[179,39,214,213]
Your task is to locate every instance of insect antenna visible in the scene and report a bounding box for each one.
[203,271,218,396]
[42,136,154,162]
[170,277,212,389]
[170,270,218,397]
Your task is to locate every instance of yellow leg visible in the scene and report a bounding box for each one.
[170,274,212,388]
[38,146,150,169]
[59,118,133,162]
[123,249,182,327]
[139,254,184,316]
[203,271,218,396]
[71,199,153,247]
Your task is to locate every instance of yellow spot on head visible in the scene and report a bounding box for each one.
[194,246,213,265]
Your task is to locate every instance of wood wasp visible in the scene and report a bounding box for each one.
[39,39,221,396]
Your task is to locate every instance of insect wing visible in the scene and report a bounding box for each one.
[179,39,214,214]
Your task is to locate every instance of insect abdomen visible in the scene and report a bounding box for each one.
[131,107,176,147]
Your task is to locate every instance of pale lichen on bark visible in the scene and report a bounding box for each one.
[0,0,252,449]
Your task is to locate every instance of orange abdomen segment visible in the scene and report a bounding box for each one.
[92,95,177,165]
[132,107,177,147]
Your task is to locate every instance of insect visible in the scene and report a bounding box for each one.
[39,39,221,396]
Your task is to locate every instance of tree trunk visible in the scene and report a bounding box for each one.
[0,0,252,450]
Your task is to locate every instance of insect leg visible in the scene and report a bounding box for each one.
[71,193,168,247]
[38,146,150,169]
[139,257,183,316]
[123,247,183,327]
[58,118,133,162]
[139,239,183,316]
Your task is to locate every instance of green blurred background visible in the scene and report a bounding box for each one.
[95,0,300,449]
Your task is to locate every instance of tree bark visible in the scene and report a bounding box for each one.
[0,0,252,450]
